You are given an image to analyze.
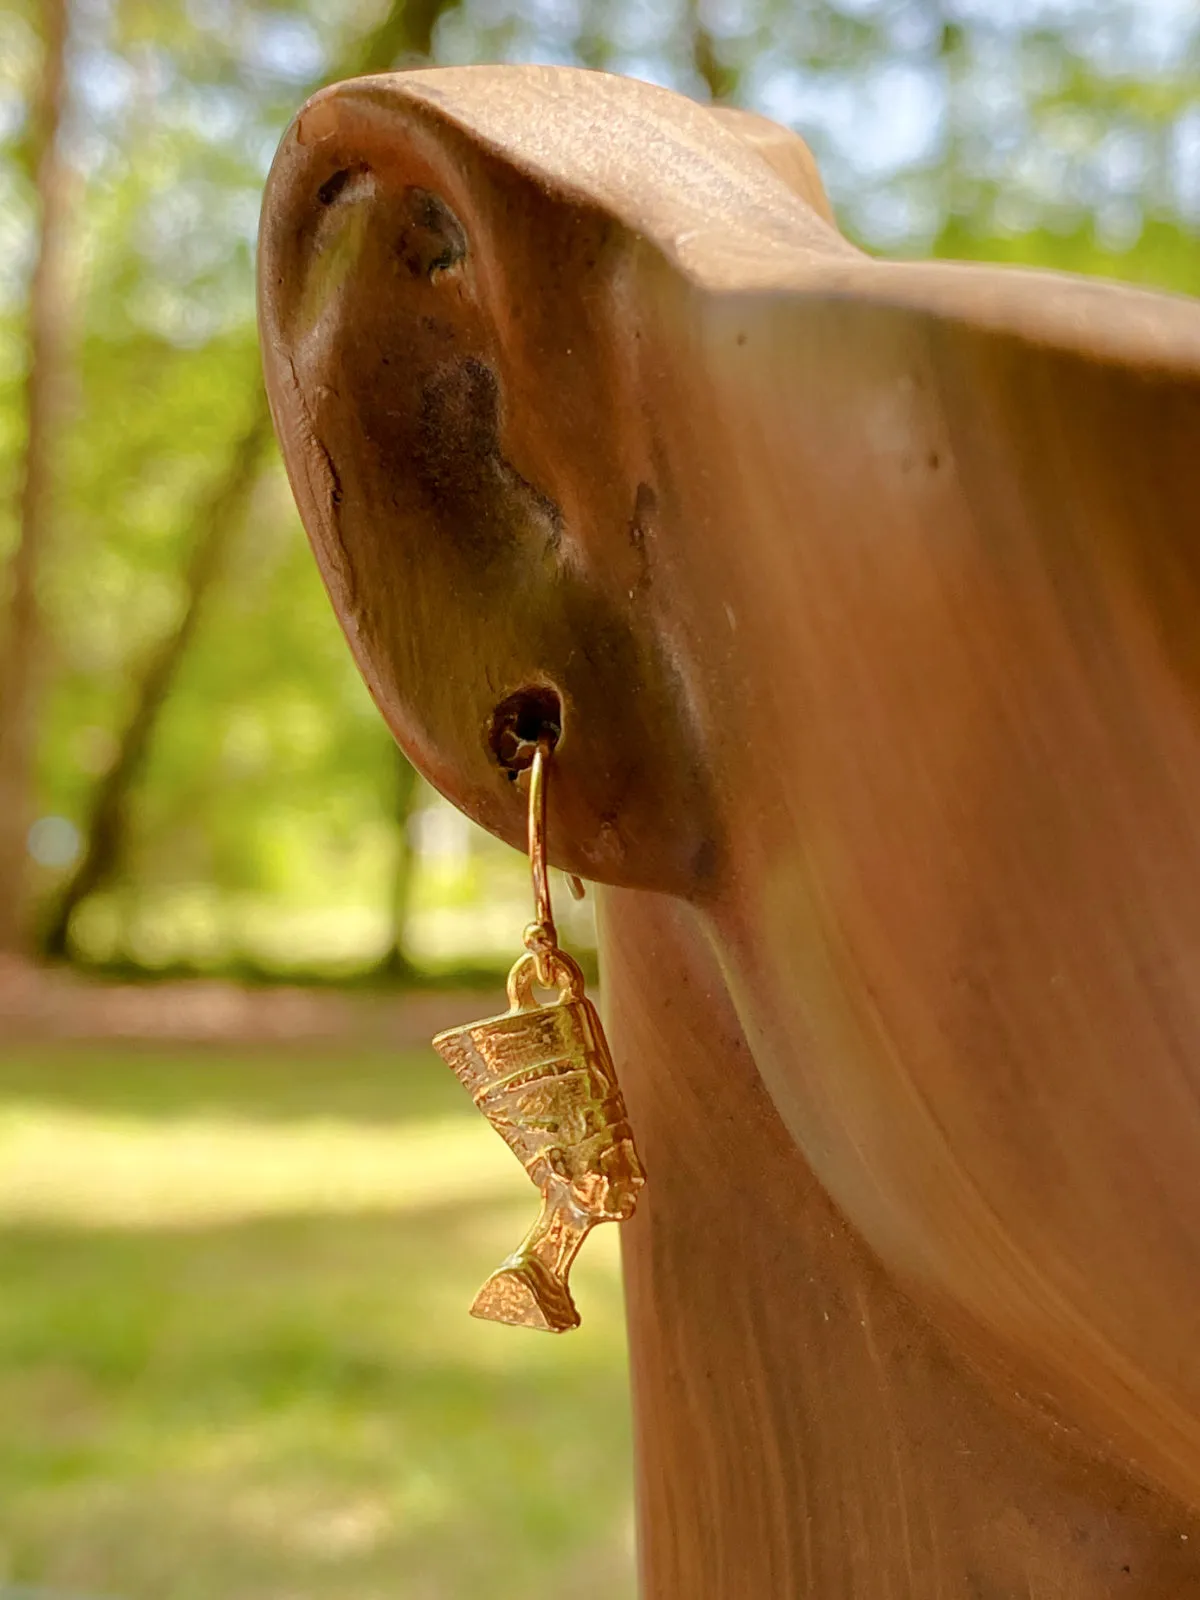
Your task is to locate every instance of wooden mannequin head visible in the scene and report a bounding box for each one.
[260,65,1200,1588]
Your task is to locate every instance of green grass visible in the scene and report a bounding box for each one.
[0,1045,635,1599]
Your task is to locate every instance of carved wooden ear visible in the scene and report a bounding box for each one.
[257,67,851,895]
[259,71,773,894]
[708,105,836,223]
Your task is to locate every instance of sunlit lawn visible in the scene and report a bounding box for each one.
[0,1044,635,1599]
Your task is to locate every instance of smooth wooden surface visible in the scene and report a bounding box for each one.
[259,65,1200,1596]
[605,888,1200,1596]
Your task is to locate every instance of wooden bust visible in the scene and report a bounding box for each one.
[258,66,1200,1596]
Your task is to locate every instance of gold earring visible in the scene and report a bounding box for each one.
[432,736,646,1332]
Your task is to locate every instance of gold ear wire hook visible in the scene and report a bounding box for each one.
[524,738,559,987]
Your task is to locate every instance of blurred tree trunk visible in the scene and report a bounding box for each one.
[689,1,736,103]
[0,0,71,957]
[42,412,272,959]
[42,0,458,963]
[377,746,421,981]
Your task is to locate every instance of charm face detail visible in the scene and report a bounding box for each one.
[433,950,645,1331]
[431,733,645,1331]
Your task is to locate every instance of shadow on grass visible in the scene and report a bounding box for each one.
[0,1044,468,1126]
[0,1202,634,1600]
[0,1046,634,1599]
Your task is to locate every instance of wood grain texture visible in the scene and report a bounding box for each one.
[605,888,1200,1596]
[258,64,1200,1595]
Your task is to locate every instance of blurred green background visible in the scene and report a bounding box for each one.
[0,0,1198,1594]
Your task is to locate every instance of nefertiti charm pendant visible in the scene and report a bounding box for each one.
[432,738,645,1332]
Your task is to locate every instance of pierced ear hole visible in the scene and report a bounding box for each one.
[488,686,563,778]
